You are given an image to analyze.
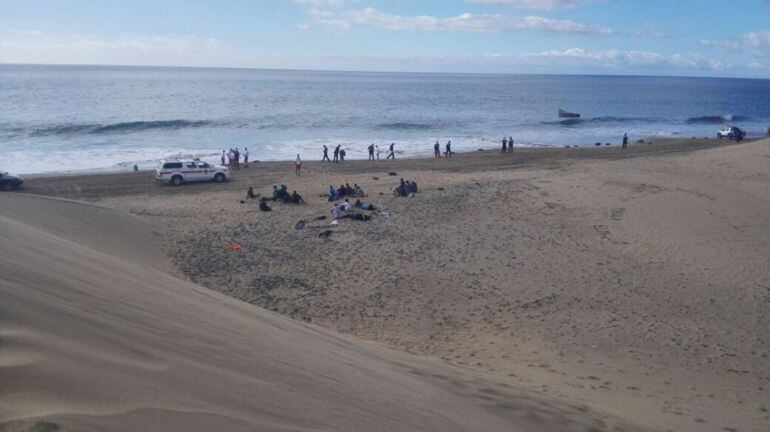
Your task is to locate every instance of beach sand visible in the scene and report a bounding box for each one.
[4,138,769,431]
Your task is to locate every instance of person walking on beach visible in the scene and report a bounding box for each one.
[502,137,507,153]
[387,142,395,160]
[234,148,241,169]
[322,145,331,162]
[340,148,346,162]
[445,140,452,158]
[295,154,302,176]
[376,145,381,160]
[508,137,514,153]
[243,147,249,168]
[221,150,226,166]
[333,145,340,163]
[622,133,628,149]
[368,144,375,161]
[434,141,441,158]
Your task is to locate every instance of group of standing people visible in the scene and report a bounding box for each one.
[222,147,248,169]
[366,143,392,161]
[322,144,348,163]
[434,140,452,158]
[501,137,514,153]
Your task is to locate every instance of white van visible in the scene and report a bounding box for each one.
[155,160,230,186]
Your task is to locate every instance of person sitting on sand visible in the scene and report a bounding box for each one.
[341,199,352,212]
[328,185,338,201]
[345,183,355,196]
[246,187,257,200]
[259,197,272,212]
[331,202,350,220]
[394,179,407,197]
[290,191,304,204]
[354,184,364,197]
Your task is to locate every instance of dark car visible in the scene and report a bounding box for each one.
[0,171,23,190]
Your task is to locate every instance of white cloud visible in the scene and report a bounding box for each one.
[309,7,613,35]
[293,0,355,7]
[700,30,770,56]
[465,0,612,11]
[522,47,729,71]
[0,30,225,66]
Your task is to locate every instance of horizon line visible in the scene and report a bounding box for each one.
[1,61,768,81]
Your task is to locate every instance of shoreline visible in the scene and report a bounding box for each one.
[14,135,766,178]
[19,136,749,181]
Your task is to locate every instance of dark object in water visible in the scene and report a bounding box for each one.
[595,142,601,146]
[605,143,610,146]
[559,109,581,118]
[388,171,397,176]
[563,145,570,148]
[294,220,306,230]
[318,230,333,239]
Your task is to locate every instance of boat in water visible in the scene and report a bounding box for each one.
[558,109,581,118]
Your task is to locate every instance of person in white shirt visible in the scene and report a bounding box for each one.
[295,154,302,176]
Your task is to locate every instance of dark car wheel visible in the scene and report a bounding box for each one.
[214,173,225,183]
[171,176,183,186]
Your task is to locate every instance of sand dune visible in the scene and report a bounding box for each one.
[0,194,641,431]
[45,138,766,432]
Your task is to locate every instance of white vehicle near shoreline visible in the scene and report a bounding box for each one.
[155,159,230,186]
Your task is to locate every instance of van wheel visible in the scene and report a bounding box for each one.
[214,173,226,183]
[171,176,183,186]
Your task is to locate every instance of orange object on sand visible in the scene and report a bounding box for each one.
[226,245,242,251]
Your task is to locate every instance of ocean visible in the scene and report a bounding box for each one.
[2,64,769,174]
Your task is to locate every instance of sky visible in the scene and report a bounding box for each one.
[1,0,769,77]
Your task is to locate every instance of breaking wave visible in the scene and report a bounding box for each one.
[685,115,747,124]
[541,116,655,126]
[376,122,435,131]
[28,120,215,137]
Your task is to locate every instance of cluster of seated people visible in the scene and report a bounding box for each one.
[393,178,418,197]
[270,184,304,204]
[245,186,303,212]
[328,183,365,201]
[331,199,374,221]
